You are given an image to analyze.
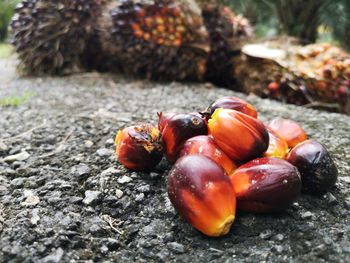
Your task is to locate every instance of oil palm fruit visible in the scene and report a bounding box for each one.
[263,125,289,158]
[268,118,307,148]
[205,96,258,119]
[115,124,163,171]
[230,157,301,213]
[168,154,236,237]
[286,139,338,195]
[208,108,269,163]
[179,135,237,175]
[159,112,208,162]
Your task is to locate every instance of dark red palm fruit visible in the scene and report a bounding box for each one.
[157,112,177,133]
[286,139,338,195]
[263,125,289,158]
[205,96,258,119]
[167,155,236,237]
[230,157,301,213]
[161,113,208,162]
[115,124,163,171]
[268,118,307,148]
[179,135,238,175]
[208,108,269,164]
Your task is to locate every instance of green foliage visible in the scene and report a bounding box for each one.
[0,91,35,107]
[0,43,13,58]
[0,0,20,41]
[221,0,350,49]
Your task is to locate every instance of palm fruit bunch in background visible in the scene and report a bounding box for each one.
[10,0,107,75]
[114,96,338,237]
[234,41,350,114]
[97,0,209,80]
[10,0,253,82]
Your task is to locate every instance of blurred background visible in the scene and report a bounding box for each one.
[0,0,350,58]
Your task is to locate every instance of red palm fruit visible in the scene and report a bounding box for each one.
[167,155,236,237]
[230,157,301,213]
[208,108,269,163]
[115,124,163,171]
[268,118,307,148]
[161,113,208,162]
[206,96,258,118]
[286,139,338,195]
[263,125,289,158]
[179,135,237,175]
[157,112,177,133]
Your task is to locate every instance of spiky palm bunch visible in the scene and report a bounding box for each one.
[10,0,107,75]
[10,0,253,81]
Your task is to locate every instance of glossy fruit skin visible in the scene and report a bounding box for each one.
[179,135,237,175]
[230,157,301,213]
[263,125,289,158]
[115,124,163,171]
[286,139,338,195]
[161,113,208,162]
[206,96,258,118]
[269,118,307,148]
[208,108,269,163]
[167,155,236,237]
[157,112,177,133]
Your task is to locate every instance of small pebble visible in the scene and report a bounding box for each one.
[21,194,40,207]
[96,148,110,157]
[117,176,132,184]
[260,229,273,240]
[85,140,94,148]
[115,189,124,198]
[76,164,90,176]
[168,242,185,254]
[4,151,30,163]
[83,191,103,206]
[30,208,40,225]
[301,211,314,219]
[135,193,145,202]
[105,138,114,146]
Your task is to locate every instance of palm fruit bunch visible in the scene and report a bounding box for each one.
[98,0,209,80]
[234,41,350,114]
[97,0,253,81]
[114,96,338,237]
[10,0,108,75]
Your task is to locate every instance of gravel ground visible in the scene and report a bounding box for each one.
[0,59,350,262]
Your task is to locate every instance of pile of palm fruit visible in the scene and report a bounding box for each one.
[10,0,350,114]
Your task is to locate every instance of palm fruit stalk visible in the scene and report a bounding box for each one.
[97,0,210,81]
[233,40,350,115]
[10,0,108,75]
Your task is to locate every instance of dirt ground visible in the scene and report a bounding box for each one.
[0,58,349,262]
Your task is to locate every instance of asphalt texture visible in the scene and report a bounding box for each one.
[0,59,350,262]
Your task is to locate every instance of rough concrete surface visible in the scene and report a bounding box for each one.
[0,59,349,262]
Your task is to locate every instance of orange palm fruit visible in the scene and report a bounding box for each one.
[159,113,207,162]
[205,96,258,119]
[167,155,236,237]
[179,135,237,175]
[115,124,163,171]
[263,125,289,158]
[268,118,307,148]
[230,157,301,213]
[208,108,269,163]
